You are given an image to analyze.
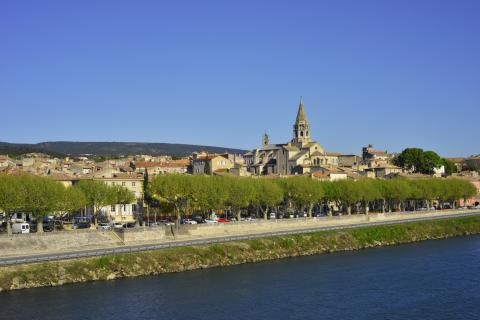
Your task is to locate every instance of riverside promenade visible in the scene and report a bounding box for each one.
[1,209,479,266]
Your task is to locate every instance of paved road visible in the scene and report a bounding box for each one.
[1,210,480,266]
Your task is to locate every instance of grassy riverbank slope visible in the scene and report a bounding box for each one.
[2,215,480,292]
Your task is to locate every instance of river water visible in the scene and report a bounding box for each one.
[2,236,480,320]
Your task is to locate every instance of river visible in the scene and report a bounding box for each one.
[2,235,480,320]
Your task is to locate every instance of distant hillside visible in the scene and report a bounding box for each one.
[0,141,246,157]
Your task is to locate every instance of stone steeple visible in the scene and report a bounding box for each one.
[292,97,311,145]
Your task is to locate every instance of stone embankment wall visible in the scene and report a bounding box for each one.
[0,230,121,257]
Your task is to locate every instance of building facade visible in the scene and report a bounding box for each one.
[246,99,338,175]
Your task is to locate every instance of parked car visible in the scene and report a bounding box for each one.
[12,222,30,234]
[269,212,277,219]
[111,222,124,229]
[204,219,218,224]
[158,219,175,226]
[73,222,91,229]
[97,223,111,231]
[217,218,231,223]
[182,219,197,225]
[469,204,480,210]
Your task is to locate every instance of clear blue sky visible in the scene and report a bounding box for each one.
[1,0,479,157]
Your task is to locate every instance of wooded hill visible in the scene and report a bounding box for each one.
[0,141,246,157]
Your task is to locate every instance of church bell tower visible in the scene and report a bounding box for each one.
[292,97,311,145]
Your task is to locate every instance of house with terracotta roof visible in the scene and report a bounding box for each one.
[132,159,189,175]
[191,154,234,175]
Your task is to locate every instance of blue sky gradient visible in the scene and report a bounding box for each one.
[1,0,479,156]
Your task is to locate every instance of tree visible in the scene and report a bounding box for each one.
[442,158,458,176]
[59,185,87,215]
[225,177,254,221]
[22,176,65,233]
[251,179,283,219]
[75,180,118,224]
[356,179,381,214]
[281,177,323,217]
[148,174,194,225]
[0,175,26,235]
[334,180,361,215]
[394,148,443,175]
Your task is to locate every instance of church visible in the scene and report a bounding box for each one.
[244,99,339,175]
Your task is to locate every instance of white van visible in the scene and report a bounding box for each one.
[12,223,30,234]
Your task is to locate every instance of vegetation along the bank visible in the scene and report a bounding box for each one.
[1,215,480,292]
[147,175,476,221]
[0,175,134,235]
[0,174,477,233]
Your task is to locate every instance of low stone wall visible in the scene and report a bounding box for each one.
[0,230,121,257]
[178,210,466,238]
[117,227,168,243]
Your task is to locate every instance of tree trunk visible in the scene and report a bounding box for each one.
[364,201,369,215]
[347,205,352,215]
[37,219,44,233]
[237,209,241,222]
[307,203,313,218]
[260,206,267,220]
[382,199,386,213]
[6,213,12,236]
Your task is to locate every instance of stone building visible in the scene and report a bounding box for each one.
[246,99,338,175]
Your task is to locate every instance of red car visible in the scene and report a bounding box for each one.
[217,218,231,223]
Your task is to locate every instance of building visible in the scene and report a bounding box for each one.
[132,159,189,175]
[466,156,480,172]
[246,99,339,175]
[191,154,234,175]
[362,144,392,168]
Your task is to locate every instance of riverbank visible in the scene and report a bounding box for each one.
[1,215,480,292]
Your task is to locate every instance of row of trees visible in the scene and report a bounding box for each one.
[0,175,135,234]
[148,175,477,222]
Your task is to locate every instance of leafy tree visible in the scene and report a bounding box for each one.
[75,180,118,224]
[442,158,457,176]
[22,175,65,233]
[281,177,323,217]
[251,179,283,219]
[395,148,443,175]
[0,175,26,235]
[225,177,254,221]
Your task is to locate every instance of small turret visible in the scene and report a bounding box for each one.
[263,133,269,146]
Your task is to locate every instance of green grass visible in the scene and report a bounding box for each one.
[2,215,480,292]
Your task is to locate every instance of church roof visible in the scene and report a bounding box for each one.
[283,145,299,152]
[290,150,309,161]
[310,150,326,157]
[295,98,308,123]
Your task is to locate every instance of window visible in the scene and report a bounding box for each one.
[132,204,136,212]
[111,205,116,212]
[122,182,126,186]
[131,182,136,186]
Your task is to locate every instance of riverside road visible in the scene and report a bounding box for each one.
[1,210,480,266]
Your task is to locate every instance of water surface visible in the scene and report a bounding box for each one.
[2,236,480,320]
